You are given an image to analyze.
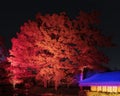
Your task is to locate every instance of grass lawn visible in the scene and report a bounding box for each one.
[28,86,80,96]
[0,84,80,96]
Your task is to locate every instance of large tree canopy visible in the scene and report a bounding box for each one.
[8,11,113,89]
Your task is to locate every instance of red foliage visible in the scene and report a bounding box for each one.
[8,11,113,89]
[0,36,9,85]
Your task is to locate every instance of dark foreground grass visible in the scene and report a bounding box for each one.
[0,85,82,96]
[29,86,80,96]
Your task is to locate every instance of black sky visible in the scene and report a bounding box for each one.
[0,0,120,69]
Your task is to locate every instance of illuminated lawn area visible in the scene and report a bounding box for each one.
[86,91,120,96]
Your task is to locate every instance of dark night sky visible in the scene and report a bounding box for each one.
[0,0,120,70]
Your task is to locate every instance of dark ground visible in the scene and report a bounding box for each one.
[0,84,81,96]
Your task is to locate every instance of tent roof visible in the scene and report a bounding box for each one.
[79,71,120,86]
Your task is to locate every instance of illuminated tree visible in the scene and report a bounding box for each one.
[8,11,113,89]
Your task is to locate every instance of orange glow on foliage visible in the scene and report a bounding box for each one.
[8,11,113,89]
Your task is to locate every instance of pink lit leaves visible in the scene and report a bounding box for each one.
[8,11,113,89]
